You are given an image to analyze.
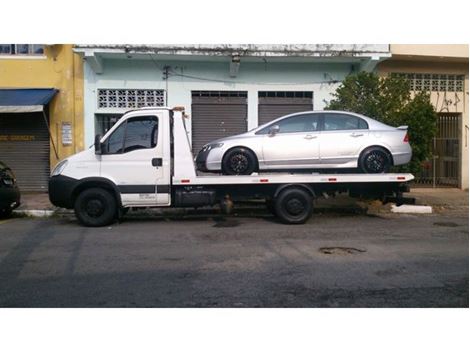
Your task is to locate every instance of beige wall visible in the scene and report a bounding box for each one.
[378,56,469,190]
[391,44,469,60]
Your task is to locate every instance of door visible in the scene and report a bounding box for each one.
[258,91,313,126]
[320,113,369,166]
[414,113,460,187]
[100,113,170,206]
[191,91,247,154]
[260,113,321,169]
[0,113,50,191]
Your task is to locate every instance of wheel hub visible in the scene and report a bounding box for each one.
[366,152,385,172]
[285,198,304,215]
[85,199,104,217]
[230,154,248,173]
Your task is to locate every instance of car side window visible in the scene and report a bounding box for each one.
[257,114,320,134]
[104,116,159,154]
[323,113,368,131]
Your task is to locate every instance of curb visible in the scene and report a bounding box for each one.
[391,204,433,214]
[13,209,56,217]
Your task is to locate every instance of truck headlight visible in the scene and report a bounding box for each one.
[51,160,68,176]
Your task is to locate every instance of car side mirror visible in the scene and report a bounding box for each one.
[269,125,280,136]
[94,134,103,155]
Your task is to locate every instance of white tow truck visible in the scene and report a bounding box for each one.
[48,107,414,227]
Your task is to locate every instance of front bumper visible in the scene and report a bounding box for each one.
[0,186,21,211]
[195,148,224,172]
[49,175,78,209]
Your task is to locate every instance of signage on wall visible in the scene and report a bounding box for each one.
[0,135,35,141]
[61,122,73,145]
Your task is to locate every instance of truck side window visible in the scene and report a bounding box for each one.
[104,116,159,154]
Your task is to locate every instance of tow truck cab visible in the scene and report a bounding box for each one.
[49,107,413,227]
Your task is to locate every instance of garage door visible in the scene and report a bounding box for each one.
[191,91,248,154]
[0,113,50,191]
[258,91,313,126]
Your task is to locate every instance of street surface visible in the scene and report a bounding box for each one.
[0,209,468,307]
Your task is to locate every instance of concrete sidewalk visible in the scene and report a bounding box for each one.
[13,187,469,217]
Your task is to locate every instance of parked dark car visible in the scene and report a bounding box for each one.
[0,161,20,218]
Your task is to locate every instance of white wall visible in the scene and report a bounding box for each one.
[83,58,354,145]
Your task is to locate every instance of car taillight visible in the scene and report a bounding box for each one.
[403,132,409,143]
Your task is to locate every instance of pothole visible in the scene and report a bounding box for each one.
[433,222,459,227]
[319,247,366,255]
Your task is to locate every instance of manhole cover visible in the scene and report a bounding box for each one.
[319,247,366,255]
[213,219,240,228]
[433,222,459,227]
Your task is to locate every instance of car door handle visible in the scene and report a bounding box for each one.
[304,135,317,140]
[350,133,364,137]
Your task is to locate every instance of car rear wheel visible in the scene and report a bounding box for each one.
[274,188,313,224]
[74,187,117,227]
[222,148,257,175]
[359,148,391,173]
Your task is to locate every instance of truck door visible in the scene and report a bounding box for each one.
[100,113,170,206]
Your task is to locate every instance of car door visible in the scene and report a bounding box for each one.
[259,113,321,169]
[319,113,369,166]
[100,113,170,206]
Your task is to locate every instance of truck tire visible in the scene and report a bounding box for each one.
[74,188,117,227]
[274,188,313,224]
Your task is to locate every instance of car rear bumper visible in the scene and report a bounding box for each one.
[392,151,412,166]
[0,186,20,211]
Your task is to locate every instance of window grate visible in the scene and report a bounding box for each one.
[191,91,247,98]
[391,73,465,92]
[258,91,313,99]
[97,89,165,109]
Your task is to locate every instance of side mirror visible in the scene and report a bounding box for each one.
[94,134,103,155]
[269,125,280,136]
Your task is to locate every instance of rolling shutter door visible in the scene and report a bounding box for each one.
[0,113,50,191]
[258,92,313,126]
[191,91,248,153]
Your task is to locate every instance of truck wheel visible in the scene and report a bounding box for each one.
[0,208,13,219]
[74,188,117,227]
[274,188,313,224]
[222,148,257,175]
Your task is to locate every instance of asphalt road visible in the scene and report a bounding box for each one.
[0,210,468,307]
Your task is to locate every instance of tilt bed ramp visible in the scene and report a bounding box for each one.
[48,106,415,227]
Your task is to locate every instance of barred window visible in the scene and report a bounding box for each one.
[98,89,165,109]
[391,72,465,92]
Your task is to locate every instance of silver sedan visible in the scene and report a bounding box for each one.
[195,111,412,174]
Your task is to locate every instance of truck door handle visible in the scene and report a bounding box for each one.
[350,133,364,137]
[152,158,163,167]
[304,135,317,140]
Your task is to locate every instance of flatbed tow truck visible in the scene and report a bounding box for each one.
[49,107,414,227]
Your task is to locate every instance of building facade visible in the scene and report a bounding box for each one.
[378,44,469,189]
[0,44,84,191]
[74,44,390,156]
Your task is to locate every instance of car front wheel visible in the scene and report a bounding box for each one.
[359,148,391,173]
[222,148,257,175]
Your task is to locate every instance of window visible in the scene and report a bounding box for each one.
[104,116,158,154]
[323,113,368,131]
[0,44,44,55]
[391,72,465,92]
[257,113,320,134]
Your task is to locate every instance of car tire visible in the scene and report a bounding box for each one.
[222,147,257,175]
[0,207,13,219]
[274,188,313,224]
[359,147,391,173]
[74,187,117,227]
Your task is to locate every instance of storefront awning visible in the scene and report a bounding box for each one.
[0,88,58,113]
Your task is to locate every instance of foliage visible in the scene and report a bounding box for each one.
[325,71,437,174]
